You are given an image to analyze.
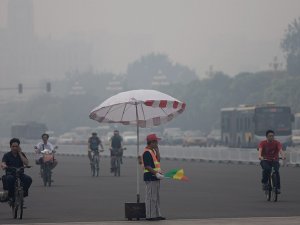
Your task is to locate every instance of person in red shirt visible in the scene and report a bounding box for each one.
[258,130,285,194]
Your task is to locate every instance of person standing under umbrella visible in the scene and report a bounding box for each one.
[142,134,166,221]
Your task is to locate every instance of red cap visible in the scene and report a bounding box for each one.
[146,133,161,142]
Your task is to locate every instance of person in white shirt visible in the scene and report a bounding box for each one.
[34,133,58,170]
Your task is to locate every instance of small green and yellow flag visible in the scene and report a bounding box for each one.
[164,169,188,181]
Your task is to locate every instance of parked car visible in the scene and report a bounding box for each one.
[57,132,77,145]
[163,128,183,145]
[206,129,222,147]
[122,131,146,144]
[122,131,137,145]
[183,136,207,147]
[182,130,207,147]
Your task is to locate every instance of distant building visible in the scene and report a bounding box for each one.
[69,81,86,96]
[106,76,124,92]
[151,70,170,87]
[0,0,92,93]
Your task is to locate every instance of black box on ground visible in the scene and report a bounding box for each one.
[125,202,146,220]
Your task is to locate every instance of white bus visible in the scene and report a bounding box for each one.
[221,104,294,149]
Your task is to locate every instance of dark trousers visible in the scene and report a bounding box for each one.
[260,160,280,189]
[2,174,32,198]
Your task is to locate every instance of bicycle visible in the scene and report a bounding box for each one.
[261,158,282,202]
[90,149,104,177]
[111,148,126,177]
[40,149,56,186]
[4,166,31,219]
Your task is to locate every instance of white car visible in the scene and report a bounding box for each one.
[163,128,184,145]
[57,132,77,145]
[122,131,137,145]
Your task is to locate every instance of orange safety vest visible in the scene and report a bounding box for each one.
[143,147,161,173]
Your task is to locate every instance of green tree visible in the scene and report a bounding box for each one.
[126,53,198,89]
[281,17,300,76]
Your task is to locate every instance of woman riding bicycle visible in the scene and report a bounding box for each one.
[258,130,286,194]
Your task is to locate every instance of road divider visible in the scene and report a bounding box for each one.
[1,143,300,167]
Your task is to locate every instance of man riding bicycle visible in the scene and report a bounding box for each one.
[87,132,104,164]
[109,130,123,173]
[34,133,58,172]
[1,138,32,202]
[258,130,286,194]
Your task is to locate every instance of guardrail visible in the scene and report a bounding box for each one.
[1,142,300,166]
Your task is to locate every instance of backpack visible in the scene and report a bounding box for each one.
[90,137,100,151]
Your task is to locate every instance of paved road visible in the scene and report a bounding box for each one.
[0,153,300,224]
[2,217,300,225]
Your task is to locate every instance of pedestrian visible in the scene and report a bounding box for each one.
[142,133,166,221]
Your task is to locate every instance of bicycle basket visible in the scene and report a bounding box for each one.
[43,154,54,163]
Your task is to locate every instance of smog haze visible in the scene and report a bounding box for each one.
[0,0,300,85]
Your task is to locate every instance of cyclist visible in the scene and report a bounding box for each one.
[34,133,58,172]
[109,130,123,172]
[1,138,32,202]
[88,132,104,164]
[258,130,286,194]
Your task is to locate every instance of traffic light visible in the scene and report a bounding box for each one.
[46,82,51,92]
[18,83,23,94]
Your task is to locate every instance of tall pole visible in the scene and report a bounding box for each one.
[135,102,140,203]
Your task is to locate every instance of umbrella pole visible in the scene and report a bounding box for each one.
[135,103,140,203]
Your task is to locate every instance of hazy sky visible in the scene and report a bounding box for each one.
[1,0,300,77]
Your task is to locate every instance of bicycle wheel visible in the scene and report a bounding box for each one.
[265,178,271,201]
[47,168,52,187]
[12,201,18,219]
[91,157,96,177]
[12,189,24,219]
[114,158,118,176]
[43,177,47,186]
[95,157,99,177]
[11,188,18,219]
[265,188,271,201]
[91,164,95,177]
[43,166,49,186]
[41,165,47,186]
[18,189,24,219]
[116,157,120,177]
[271,173,278,202]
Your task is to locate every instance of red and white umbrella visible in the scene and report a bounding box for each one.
[89,89,186,202]
[89,89,185,127]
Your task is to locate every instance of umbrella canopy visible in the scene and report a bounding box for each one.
[89,89,186,127]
